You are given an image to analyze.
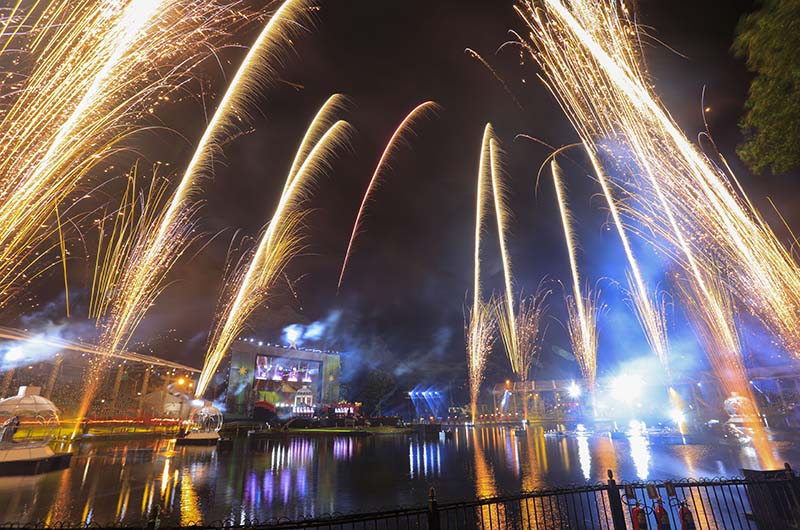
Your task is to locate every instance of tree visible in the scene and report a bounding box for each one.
[732,0,800,175]
[355,369,396,417]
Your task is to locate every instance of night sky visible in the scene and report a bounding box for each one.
[21,0,800,402]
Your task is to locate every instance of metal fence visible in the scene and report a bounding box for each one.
[5,465,800,530]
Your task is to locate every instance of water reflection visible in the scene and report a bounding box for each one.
[576,427,591,480]
[628,422,651,480]
[0,428,797,526]
[409,437,442,478]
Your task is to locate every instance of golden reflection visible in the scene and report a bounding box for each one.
[521,426,546,490]
[45,460,73,524]
[160,458,171,496]
[576,429,591,480]
[559,436,571,473]
[594,435,618,478]
[140,479,151,517]
[681,447,697,478]
[180,471,202,525]
[471,428,503,527]
[628,423,651,480]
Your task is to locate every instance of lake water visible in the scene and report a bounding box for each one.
[2,426,800,526]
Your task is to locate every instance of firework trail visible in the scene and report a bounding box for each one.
[155,0,319,251]
[195,101,351,398]
[486,126,552,388]
[515,0,800,359]
[466,124,499,423]
[517,0,779,465]
[552,161,603,391]
[337,100,439,290]
[73,0,317,427]
[466,300,497,424]
[487,134,519,362]
[0,0,242,309]
[484,125,548,389]
[495,285,550,383]
[678,271,776,468]
[587,149,671,373]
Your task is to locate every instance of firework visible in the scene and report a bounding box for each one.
[564,287,603,392]
[495,286,550,383]
[552,161,603,391]
[517,0,783,465]
[678,271,776,468]
[337,101,439,290]
[587,149,671,373]
[466,124,499,423]
[195,98,351,398]
[70,0,317,428]
[515,0,800,359]
[466,300,497,424]
[0,0,245,309]
[487,134,519,361]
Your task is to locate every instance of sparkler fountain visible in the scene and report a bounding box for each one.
[517,0,783,465]
[466,124,499,424]
[0,0,243,310]
[552,161,604,404]
[71,0,318,433]
[487,140,551,416]
[195,97,351,399]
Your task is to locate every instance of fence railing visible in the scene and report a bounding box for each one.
[5,465,800,530]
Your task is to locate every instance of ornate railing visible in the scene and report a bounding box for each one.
[4,464,799,529]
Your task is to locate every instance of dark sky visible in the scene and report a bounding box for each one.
[26,0,800,399]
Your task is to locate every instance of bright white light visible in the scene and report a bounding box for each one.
[190,399,205,408]
[611,374,643,404]
[670,408,685,424]
[628,419,646,434]
[567,381,582,398]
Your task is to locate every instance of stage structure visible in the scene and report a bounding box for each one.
[225,339,341,420]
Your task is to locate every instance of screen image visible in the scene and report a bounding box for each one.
[254,354,322,407]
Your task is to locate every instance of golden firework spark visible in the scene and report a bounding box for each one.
[495,285,550,383]
[552,160,603,391]
[485,129,552,384]
[337,100,439,290]
[516,0,800,359]
[678,271,776,468]
[70,0,317,428]
[466,124,499,423]
[195,99,351,398]
[587,149,671,373]
[488,134,519,363]
[0,0,244,309]
[466,299,497,424]
[518,0,781,466]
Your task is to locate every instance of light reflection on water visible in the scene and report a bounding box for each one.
[1,426,798,526]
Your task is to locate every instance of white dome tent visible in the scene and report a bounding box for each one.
[176,401,223,446]
[0,387,72,476]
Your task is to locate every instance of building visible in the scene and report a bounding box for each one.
[225,340,341,420]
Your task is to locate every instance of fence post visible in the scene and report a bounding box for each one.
[146,504,161,530]
[784,462,800,518]
[428,487,441,530]
[606,470,627,530]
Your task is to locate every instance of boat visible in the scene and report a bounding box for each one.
[176,431,220,446]
[0,442,72,476]
[0,386,73,476]
[175,403,223,446]
[544,430,569,438]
